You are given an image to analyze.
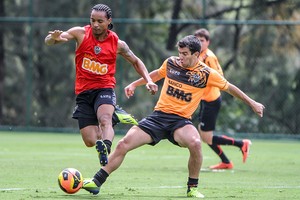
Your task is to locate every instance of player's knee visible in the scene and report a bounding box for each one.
[190,138,202,151]
[98,114,113,127]
[80,127,99,147]
[200,136,210,144]
[81,133,96,147]
[199,130,213,144]
[115,138,130,155]
[83,139,95,147]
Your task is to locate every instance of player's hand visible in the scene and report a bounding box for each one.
[48,30,68,42]
[146,81,158,95]
[252,102,265,117]
[124,83,136,99]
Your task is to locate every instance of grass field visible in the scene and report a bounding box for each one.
[0,131,300,200]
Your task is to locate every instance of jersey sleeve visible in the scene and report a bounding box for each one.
[207,68,228,90]
[205,53,224,76]
[157,58,168,77]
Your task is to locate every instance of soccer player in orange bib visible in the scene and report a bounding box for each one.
[82,35,264,198]
[194,28,252,170]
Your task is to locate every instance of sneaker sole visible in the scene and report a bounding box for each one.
[82,180,100,195]
[96,140,108,166]
[85,189,99,195]
[209,163,234,170]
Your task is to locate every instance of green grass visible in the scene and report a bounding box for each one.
[0,131,299,200]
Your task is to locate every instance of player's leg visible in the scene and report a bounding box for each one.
[98,104,140,166]
[95,104,114,166]
[72,91,102,148]
[82,125,153,195]
[198,97,233,169]
[93,89,117,166]
[79,120,102,147]
[83,111,171,195]
[103,126,152,174]
[174,124,204,198]
[199,97,252,164]
[200,129,234,169]
[73,97,110,167]
[212,135,252,163]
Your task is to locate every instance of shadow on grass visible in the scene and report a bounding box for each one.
[50,194,109,199]
[50,194,188,200]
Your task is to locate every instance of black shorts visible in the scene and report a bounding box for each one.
[72,89,116,129]
[198,96,221,131]
[138,110,193,146]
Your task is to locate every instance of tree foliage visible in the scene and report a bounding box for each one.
[0,0,299,134]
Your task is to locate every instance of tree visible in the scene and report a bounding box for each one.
[0,0,299,134]
[0,0,4,123]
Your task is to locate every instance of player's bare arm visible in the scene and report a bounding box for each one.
[125,70,162,99]
[225,83,265,117]
[118,39,158,95]
[45,27,85,46]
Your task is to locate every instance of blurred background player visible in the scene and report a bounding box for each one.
[194,28,252,170]
[45,4,157,167]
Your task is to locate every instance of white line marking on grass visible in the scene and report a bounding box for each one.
[264,186,300,189]
[135,186,184,189]
[0,188,26,191]
[158,186,184,189]
[201,168,234,173]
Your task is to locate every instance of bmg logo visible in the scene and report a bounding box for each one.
[166,85,192,102]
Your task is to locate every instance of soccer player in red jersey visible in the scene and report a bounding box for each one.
[45,4,157,166]
[194,29,252,170]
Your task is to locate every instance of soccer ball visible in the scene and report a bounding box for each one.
[58,168,83,194]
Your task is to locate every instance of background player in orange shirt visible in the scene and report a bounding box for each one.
[82,35,264,198]
[45,4,157,166]
[194,28,252,170]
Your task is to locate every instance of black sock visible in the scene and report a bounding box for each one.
[208,144,230,163]
[93,168,109,187]
[103,139,112,154]
[213,135,243,148]
[187,177,198,191]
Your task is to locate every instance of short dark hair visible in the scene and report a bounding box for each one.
[92,4,113,30]
[177,35,201,54]
[194,28,210,41]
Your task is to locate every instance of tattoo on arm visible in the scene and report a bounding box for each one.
[120,41,134,59]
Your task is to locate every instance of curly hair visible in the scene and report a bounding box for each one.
[92,4,113,30]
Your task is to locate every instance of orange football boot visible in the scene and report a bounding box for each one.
[209,162,234,170]
[241,139,252,163]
